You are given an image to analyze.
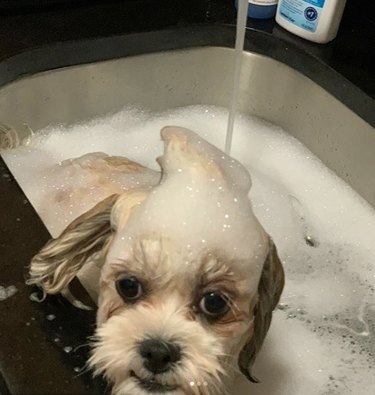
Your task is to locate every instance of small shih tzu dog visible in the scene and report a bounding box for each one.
[28,126,284,395]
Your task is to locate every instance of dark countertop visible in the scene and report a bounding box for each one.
[0,0,374,100]
[0,1,374,394]
[0,0,373,124]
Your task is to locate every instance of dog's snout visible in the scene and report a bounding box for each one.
[139,338,181,373]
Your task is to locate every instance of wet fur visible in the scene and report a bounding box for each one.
[28,126,284,395]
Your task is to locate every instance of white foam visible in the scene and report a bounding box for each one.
[2,105,375,394]
[0,285,18,301]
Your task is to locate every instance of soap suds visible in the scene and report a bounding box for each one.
[2,105,375,394]
[0,285,18,301]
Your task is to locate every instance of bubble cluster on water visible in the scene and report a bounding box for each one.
[1,105,375,394]
[0,285,18,301]
[63,346,73,353]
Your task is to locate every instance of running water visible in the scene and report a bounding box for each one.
[225,0,248,155]
[1,105,374,395]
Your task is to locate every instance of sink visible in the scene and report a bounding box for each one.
[1,29,374,207]
[0,26,374,395]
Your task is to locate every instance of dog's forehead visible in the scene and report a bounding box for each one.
[141,182,263,251]
[108,233,266,281]
[107,126,269,281]
[107,180,268,285]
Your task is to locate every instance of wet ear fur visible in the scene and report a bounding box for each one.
[27,194,119,294]
[238,239,285,382]
[28,190,150,295]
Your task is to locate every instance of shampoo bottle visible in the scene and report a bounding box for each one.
[276,0,347,43]
[235,0,278,20]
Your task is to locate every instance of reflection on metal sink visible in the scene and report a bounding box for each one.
[1,45,374,207]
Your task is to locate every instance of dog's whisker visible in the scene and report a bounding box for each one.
[72,363,92,378]
[73,342,91,352]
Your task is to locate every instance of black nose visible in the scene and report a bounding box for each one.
[139,338,181,374]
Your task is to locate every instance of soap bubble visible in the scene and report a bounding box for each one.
[2,104,374,395]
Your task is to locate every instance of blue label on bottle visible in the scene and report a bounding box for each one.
[303,0,325,7]
[279,0,325,33]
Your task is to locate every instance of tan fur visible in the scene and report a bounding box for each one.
[238,240,285,382]
[35,152,160,237]
[27,194,119,294]
[28,126,284,395]
[91,295,226,395]
[28,189,150,295]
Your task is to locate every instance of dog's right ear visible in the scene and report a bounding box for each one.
[28,194,119,295]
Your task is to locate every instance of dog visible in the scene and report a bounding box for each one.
[28,126,284,395]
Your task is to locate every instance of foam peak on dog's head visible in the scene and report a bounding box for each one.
[108,126,268,273]
[158,126,252,193]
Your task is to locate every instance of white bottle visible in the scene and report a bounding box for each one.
[276,0,347,44]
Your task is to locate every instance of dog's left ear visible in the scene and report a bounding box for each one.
[238,239,285,382]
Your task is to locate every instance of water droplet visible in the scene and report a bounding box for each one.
[73,366,82,373]
[64,346,73,353]
[46,314,56,321]
[305,235,317,247]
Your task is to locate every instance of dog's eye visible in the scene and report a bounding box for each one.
[199,292,230,317]
[116,276,143,302]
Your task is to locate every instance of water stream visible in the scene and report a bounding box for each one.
[225,0,248,154]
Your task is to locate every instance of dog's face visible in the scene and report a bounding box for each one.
[29,126,284,395]
[93,241,257,395]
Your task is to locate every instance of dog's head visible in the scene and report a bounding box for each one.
[29,126,284,395]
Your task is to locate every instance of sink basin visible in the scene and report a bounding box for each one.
[0,26,374,395]
[1,28,374,207]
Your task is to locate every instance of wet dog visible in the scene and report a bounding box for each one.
[28,126,284,395]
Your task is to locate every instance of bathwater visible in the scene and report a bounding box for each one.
[2,105,374,395]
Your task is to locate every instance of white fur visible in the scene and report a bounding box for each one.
[90,296,227,395]
[28,126,283,395]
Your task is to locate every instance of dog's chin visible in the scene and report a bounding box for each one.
[131,371,179,393]
[113,372,184,395]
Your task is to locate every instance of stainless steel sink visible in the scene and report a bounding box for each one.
[1,44,374,207]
